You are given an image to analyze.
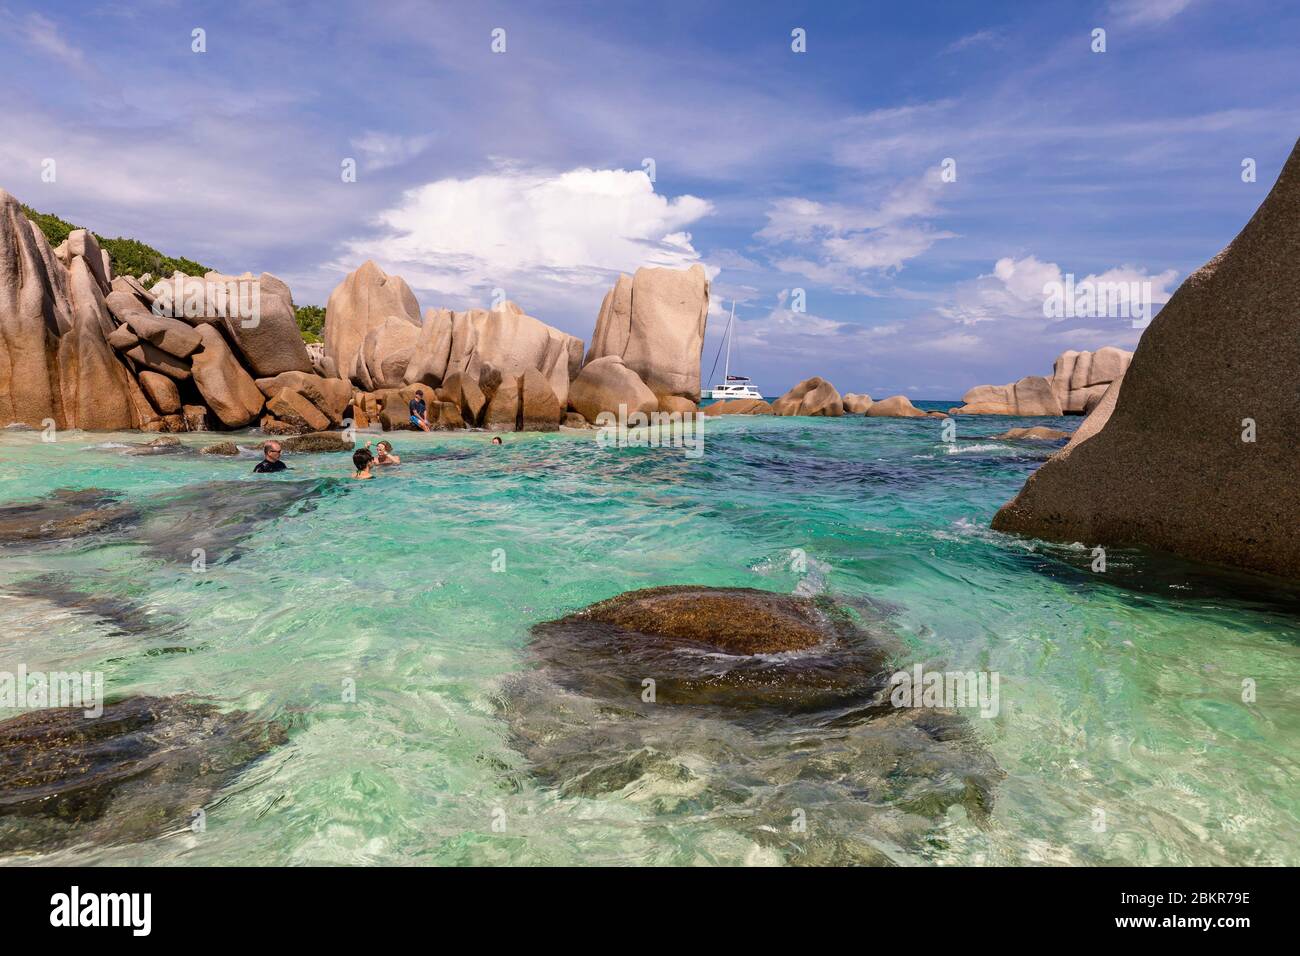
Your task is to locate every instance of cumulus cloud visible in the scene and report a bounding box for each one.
[757,172,955,289]
[338,166,713,319]
[936,255,1178,328]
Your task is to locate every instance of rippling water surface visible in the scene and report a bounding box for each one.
[2,408,1297,865]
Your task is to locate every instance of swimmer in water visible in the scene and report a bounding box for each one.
[491,436,503,446]
[368,440,400,465]
[352,448,374,480]
[253,440,287,473]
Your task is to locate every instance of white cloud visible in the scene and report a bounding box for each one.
[1109,0,1196,27]
[339,166,713,313]
[757,172,955,289]
[942,30,1003,55]
[349,132,435,171]
[17,13,88,73]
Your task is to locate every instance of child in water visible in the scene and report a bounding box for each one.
[367,440,400,465]
[352,448,374,480]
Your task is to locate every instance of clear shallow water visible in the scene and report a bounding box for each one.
[1,409,1297,866]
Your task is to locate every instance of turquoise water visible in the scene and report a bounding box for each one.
[2,409,1297,866]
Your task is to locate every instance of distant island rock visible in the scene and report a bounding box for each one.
[952,346,1132,416]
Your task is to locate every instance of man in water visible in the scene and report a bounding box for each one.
[491,436,503,446]
[253,441,287,473]
[352,448,374,480]
[409,390,430,431]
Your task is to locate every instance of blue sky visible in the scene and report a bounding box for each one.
[3,0,1298,397]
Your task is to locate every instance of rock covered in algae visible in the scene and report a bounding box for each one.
[0,695,286,854]
[528,585,898,712]
[0,488,139,544]
[504,585,1002,865]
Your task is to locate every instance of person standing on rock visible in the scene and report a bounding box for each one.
[409,390,431,431]
[253,441,288,473]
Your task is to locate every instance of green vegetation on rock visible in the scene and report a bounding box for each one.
[295,304,325,343]
[21,204,212,281]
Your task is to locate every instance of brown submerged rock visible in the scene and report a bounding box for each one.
[576,585,830,654]
[0,488,138,543]
[993,426,1073,441]
[508,586,1002,862]
[0,695,285,853]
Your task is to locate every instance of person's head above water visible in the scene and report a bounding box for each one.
[352,448,373,476]
[252,440,288,473]
[377,441,393,453]
[491,436,503,445]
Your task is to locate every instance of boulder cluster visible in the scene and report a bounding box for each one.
[734,376,946,420]
[952,346,1132,416]
[0,185,712,435]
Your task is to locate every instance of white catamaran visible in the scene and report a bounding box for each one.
[703,301,763,400]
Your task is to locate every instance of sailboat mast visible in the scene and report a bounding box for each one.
[724,300,735,381]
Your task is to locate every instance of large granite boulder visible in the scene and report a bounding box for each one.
[436,370,487,427]
[359,313,421,389]
[106,290,202,357]
[992,137,1300,579]
[138,371,181,414]
[205,272,313,378]
[865,395,928,418]
[843,392,874,414]
[954,375,1063,416]
[568,355,658,423]
[407,302,583,412]
[266,388,330,433]
[483,374,521,431]
[1051,346,1132,414]
[585,265,709,405]
[254,371,352,426]
[190,324,265,427]
[772,376,844,416]
[323,261,421,389]
[519,367,562,431]
[702,397,773,416]
[0,191,147,430]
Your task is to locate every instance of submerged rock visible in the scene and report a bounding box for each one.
[122,435,186,456]
[0,695,285,853]
[276,431,354,453]
[992,426,1072,441]
[0,488,138,544]
[506,585,1001,864]
[7,573,185,639]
